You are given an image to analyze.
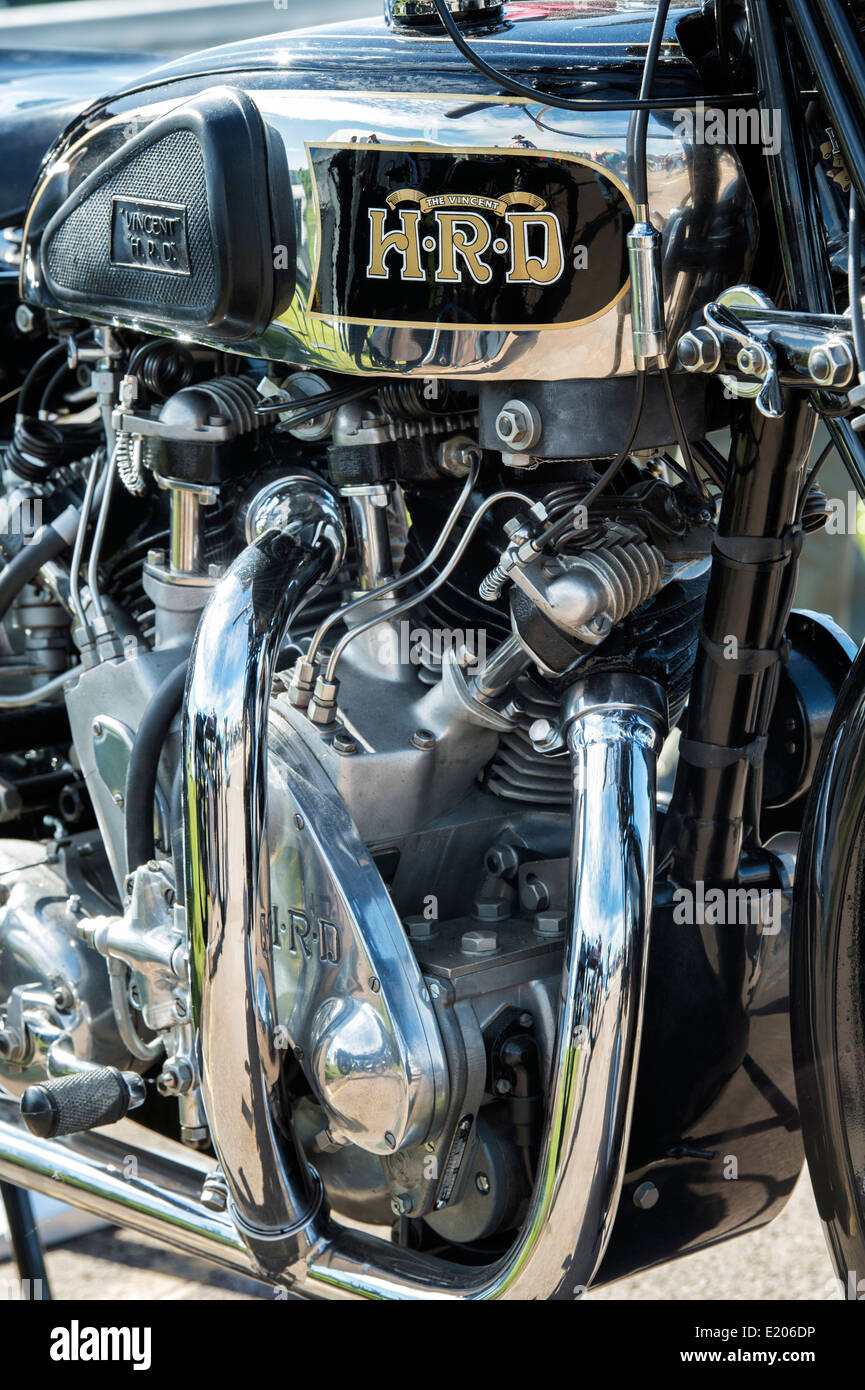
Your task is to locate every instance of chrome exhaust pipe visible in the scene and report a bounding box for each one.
[182,482,345,1275]
[183,509,666,1303]
[0,656,663,1298]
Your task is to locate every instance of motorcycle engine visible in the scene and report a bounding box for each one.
[0,10,755,1249]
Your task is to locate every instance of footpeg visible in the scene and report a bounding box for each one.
[20,1067,145,1139]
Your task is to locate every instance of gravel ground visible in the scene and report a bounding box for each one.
[0,1168,838,1302]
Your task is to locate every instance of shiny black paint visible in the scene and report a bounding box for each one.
[0,48,158,223]
[598,853,803,1287]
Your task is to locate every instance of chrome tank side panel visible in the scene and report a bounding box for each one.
[20,47,757,379]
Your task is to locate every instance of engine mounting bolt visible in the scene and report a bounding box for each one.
[495,1078,512,1095]
[332,731,358,756]
[200,1174,229,1212]
[461,928,499,955]
[521,876,550,913]
[391,1193,413,1216]
[519,1012,534,1030]
[495,399,542,453]
[485,844,519,878]
[534,910,566,938]
[53,985,74,1012]
[472,896,510,922]
[529,718,561,752]
[475,1172,491,1194]
[405,915,438,942]
[411,728,437,750]
[633,1181,660,1211]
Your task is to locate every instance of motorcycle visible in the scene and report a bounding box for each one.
[0,0,863,1303]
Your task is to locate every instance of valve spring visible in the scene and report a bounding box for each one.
[115,431,146,496]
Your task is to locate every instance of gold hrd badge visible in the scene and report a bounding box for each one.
[368,187,566,286]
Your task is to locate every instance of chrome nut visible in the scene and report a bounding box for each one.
[676,326,721,373]
[808,338,854,388]
[494,399,543,453]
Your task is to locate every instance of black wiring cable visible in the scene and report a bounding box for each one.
[16,342,68,419]
[795,436,836,523]
[538,372,648,548]
[429,0,759,113]
[661,366,710,500]
[124,661,188,874]
[627,0,673,209]
[38,359,75,417]
[253,382,376,425]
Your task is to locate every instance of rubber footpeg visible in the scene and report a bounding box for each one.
[21,1067,136,1139]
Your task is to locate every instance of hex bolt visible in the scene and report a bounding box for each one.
[633,1180,660,1210]
[411,728,437,751]
[475,1172,491,1195]
[521,876,550,913]
[807,339,854,388]
[14,304,36,334]
[201,1174,229,1213]
[495,399,542,453]
[495,1078,512,1095]
[332,731,358,756]
[529,718,562,753]
[472,895,511,922]
[485,844,520,878]
[519,1012,534,1030]
[534,910,566,938]
[461,928,499,955]
[391,1193,413,1216]
[737,345,767,377]
[676,327,721,373]
[66,894,82,916]
[404,915,438,942]
[157,1059,194,1096]
[0,1026,27,1063]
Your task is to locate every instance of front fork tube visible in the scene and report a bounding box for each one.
[665,395,817,885]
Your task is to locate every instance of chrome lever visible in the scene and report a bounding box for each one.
[703,301,784,419]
